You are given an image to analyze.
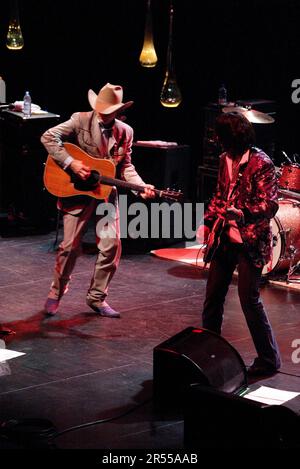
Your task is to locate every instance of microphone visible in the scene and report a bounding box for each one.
[282,150,293,164]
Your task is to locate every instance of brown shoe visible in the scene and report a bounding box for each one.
[44,298,60,316]
[86,300,120,318]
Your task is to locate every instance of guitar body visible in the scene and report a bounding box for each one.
[43,143,116,200]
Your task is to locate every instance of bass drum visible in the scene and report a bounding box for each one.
[262,199,300,276]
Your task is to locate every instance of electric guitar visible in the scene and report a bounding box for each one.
[43,143,183,202]
[202,210,227,265]
[202,167,245,266]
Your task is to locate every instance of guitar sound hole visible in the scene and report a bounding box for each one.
[71,170,100,191]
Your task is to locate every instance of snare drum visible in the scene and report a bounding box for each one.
[262,199,300,276]
[278,163,300,192]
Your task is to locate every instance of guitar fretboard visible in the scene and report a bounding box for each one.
[99,175,163,197]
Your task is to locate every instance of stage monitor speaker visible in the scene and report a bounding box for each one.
[153,327,247,410]
[184,384,300,448]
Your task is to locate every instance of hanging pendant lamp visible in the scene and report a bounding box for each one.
[6,0,24,50]
[160,1,182,108]
[139,0,158,68]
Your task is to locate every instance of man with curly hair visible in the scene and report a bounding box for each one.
[197,112,281,376]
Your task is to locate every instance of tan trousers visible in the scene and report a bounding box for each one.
[48,198,121,303]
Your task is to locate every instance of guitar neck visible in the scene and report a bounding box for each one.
[100,175,162,197]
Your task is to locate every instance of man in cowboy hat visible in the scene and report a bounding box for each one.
[41,83,155,317]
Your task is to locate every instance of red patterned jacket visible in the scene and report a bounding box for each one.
[204,147,279,267]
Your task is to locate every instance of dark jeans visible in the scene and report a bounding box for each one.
[202,241,281,369]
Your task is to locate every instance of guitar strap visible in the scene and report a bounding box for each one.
[226,148,252,202]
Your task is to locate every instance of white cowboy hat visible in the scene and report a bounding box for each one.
[88,82,133,115]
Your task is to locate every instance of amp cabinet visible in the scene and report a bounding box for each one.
[197,165,218,203]
[120,143,192,252]
[131,143,192,200]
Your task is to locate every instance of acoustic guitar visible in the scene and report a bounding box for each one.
[43,143,182,202]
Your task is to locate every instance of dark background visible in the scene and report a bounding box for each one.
[1,0,300,194]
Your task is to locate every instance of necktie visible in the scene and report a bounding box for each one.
[100,127,112,157]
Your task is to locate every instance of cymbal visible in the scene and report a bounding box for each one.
[222,106,248,114]
[222,106,275,124]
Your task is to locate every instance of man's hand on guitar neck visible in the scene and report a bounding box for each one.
[70,160,91,180]
[140,184,156,199]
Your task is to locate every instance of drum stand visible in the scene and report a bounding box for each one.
[286,246,300,283]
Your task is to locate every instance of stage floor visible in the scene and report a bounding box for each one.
[0,231,300,450]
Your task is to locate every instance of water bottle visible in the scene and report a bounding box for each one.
[23,91,32,118]
[0,77,6,103]
[218,83,227,106]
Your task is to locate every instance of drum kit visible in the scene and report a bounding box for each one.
[222,105,300,283]
[262,196,300,282]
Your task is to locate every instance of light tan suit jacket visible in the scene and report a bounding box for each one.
[41,111,145,213]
